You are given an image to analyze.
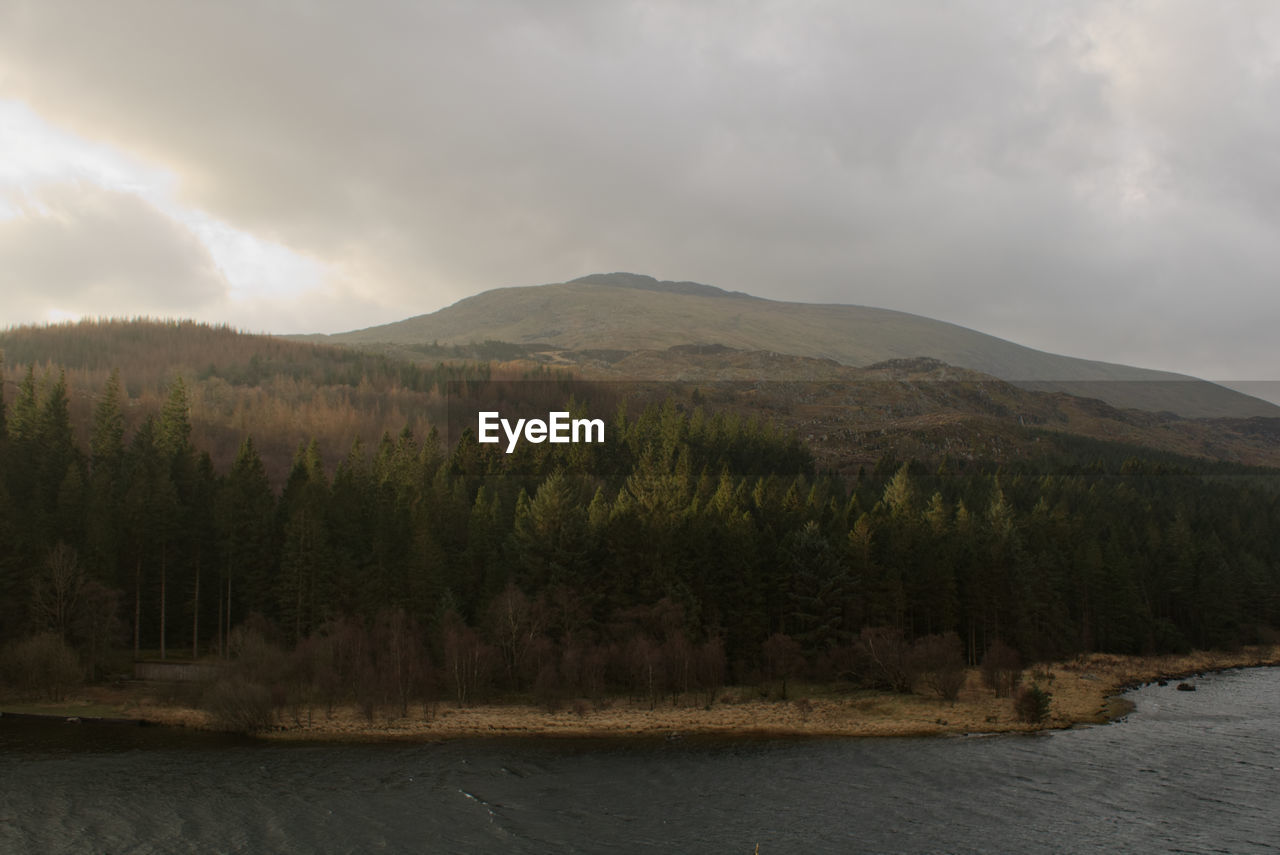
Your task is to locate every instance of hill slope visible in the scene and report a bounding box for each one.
[6,319,1280,485]
[310,273,1276,418]
[0,320,506,484]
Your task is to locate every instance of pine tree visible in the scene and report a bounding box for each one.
[330,436,375,613]
[153,376,199,660]
[120,417,176,658]
[90,370,126,473]
[0,351,7,438]
[216,436,276,648]
[8,364,38,443]
[85,371,128,586]
[881,463,917,517]
[30,371,84,545]
[0,483,25,638]
[276,440,333,643]
[186,452,218,658]
[785,520,852,652]
[512,470,589,590]
[157,376,193,461]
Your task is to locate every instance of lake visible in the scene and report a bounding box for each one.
[2,667,1278,853]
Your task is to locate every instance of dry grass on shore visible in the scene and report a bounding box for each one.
[258,644,1279,741]
[6,645,1277,741]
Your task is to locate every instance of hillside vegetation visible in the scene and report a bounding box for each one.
[2,319,1280,722]
[7,321,1280,485]
[575,349,1280,476]
[303,273,1279,419]
[0,320,551,483]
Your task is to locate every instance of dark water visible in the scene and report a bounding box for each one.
[3,668,1279,854]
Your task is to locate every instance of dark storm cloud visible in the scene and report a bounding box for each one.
[1,0,1277,378]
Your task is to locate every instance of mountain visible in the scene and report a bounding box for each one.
[307,273,1278,419]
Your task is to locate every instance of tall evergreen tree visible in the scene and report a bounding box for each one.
[120,417,166,657]
[277,440,333,642]
[0,351,7,438]
[216,436,277,646]
[157,376,193,461]
[512,470,590,591]
[85,371,128,595]
[8,364,38,443]
[90,370,126,473]
[32,371,84,545]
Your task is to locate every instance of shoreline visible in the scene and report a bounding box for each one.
[5,646,1278,743]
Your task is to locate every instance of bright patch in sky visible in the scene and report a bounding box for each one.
[44,308,82,324]
[0,100,158,192]
[0,99,327,320]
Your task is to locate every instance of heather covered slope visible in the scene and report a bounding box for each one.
[308,273,1277,419]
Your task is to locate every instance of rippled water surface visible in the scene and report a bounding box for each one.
[3,668,1279,853]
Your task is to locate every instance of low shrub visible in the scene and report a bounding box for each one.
[203,676,275,733]
[1014,684,1052,724]
[1,633,82,701]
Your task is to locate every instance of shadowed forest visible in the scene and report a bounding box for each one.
[3,322,1280,721]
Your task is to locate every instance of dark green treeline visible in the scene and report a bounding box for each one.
[3,362,1280,680]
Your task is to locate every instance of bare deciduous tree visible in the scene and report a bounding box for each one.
[485,583,544,691]
[71,580,122,680]
[1,633,82,701]
[624,635,663,709]
[695,636,727,707]
[858,626,916,694]
[981,639,1023,698]
[662,632,694,706]
[911,632,966,702]
[761,633,805,700]
[442,616,492,707]
[375,607,428,718]
[30,543,84,641]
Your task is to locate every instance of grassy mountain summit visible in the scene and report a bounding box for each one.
[308,273,1277,419]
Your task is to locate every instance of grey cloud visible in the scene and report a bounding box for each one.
[0,183,228,317]
[1,1,1278,378]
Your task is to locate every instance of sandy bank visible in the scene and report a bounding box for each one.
[6,646,1277,742]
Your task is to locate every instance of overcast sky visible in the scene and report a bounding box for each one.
[1,1,1278,381]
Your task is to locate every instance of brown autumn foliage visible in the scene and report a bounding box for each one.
[858,626,916,693]
[0,319,553,484]
[982,639,1023,698]
[761,633,805,699]
[912,632,967,702]
[1,633,83,701]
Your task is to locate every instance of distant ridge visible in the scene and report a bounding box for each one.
[567,272,752,299]
[307,273,1280,419]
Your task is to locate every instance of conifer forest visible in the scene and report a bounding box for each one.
[3,323,1280,710]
